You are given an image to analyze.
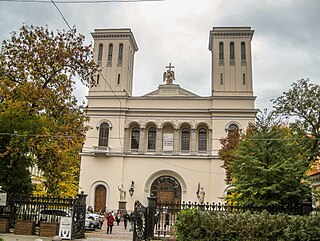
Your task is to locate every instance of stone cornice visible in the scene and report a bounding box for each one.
[86,95,256,101]
[80,151,220,159]
[91,28,138,52]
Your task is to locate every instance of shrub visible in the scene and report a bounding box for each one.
[175,209,320,241]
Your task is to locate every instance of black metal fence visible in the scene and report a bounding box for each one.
[0,193,87,239]
[134,199,316,241]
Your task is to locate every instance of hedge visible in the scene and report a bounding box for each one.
[175,209,320,241]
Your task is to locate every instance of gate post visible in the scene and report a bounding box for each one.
[71,192,87,239]
[146,196,157,239]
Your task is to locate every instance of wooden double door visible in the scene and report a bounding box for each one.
[151,176,181,204]
[94,185,106,213]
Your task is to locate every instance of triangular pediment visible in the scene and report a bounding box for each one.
[144,84,199,97]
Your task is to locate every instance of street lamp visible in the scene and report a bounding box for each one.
[129,181,134,196]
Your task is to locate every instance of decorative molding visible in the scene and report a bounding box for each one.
[212,32,253,37]
[96,119,112,129]
[125,119,212,130]
[144,169,187,194]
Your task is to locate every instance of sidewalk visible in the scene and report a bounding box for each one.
[0,221,132,241]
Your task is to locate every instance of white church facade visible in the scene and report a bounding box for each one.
[79,27,257,212]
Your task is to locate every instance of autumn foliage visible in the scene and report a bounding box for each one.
[0,25,98,197]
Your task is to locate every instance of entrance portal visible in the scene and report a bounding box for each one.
[150,176,181,204]
[94,185,106,212]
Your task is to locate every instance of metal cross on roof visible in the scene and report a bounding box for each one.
[165,62,175,71]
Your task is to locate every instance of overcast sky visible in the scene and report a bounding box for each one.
[1,0,319,111]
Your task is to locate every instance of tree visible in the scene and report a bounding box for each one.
[0,25,98,196]
[218,129,240,184]
[227,112,311,207]
[272,79,320,164]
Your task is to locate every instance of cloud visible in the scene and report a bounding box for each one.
[0,0,319,112]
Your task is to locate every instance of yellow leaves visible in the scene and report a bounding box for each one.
[1,25,97,197]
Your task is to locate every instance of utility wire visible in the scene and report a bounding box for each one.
[0,0,164,3]
[51,0,72,30]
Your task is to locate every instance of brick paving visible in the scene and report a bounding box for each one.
[0,221,133,241]
[84,220,133,241]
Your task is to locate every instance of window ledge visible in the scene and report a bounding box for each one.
[93,146,110,152]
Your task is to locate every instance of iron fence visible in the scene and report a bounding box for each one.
[151,201,315,239]
[0,193,86,239]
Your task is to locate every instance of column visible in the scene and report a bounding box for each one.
[139,128,145,154]
[124,128,129,153]
[191,129,197,154]
[156,128,162,154]
[173,129,180,154]
[208,129,213,155]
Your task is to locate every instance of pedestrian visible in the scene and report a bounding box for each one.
[154,210,160,230]
[116,211,121,225]
[129,211,134,231]
[87,205,93,213]
[164,212,169,229]
[106,211,115,234]
[123,211,130,230]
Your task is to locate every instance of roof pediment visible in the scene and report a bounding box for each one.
[144,84,199,97]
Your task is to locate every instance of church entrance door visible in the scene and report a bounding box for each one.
[150,176,181,204]
[94,185,106,212]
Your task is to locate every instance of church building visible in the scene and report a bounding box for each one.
[79,27,257,212]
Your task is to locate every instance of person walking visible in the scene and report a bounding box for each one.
[123,211,130,230]
[129,211,134,231]
[116,211,121,225]
[106,211,115,234]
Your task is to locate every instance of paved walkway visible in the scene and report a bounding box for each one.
[0,221,133,241]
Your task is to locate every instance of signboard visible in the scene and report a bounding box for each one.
[163,133,174,151]
[59,217,72,240]
[0,193,7,206]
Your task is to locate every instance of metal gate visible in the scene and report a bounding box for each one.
[133,200,147,241]
[133,197,157,241]
[0,193,87,239]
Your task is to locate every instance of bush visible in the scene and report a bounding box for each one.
[175,209,320,241]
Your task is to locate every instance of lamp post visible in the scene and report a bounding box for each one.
[129,181,134,196]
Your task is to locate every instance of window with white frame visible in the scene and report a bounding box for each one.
[198,128,207,151]
[131,127,140,149]
[98,123,109,146]
[108,44,113,64]
[181,128,190,151]
[148,127,156,150]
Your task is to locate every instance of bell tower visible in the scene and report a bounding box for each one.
[209,27,254,97]
[90,29,138,96]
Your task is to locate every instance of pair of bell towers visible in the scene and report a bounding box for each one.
[90,27,254,97]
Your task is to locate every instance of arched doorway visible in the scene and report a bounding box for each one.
[94,185,106,212]
[150,176,181,204]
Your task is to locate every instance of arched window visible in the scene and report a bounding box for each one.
[131,127,140,149]
[181,128,190,151]
[118,43,123,64]
[241,42,246,63]
[243,73,246,85]
[219,42,224,63]
[148,127,156,150]
[227,124,239,135]
[198,128,207,151]
[108,44,113,64]
[220,73,223,85]
[98,44,103,65]
[98,123,109,147]
[230,42,235,64]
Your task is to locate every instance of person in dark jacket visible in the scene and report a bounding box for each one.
[123,211,130,230]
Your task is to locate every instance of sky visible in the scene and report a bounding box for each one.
[0,0,319,111]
